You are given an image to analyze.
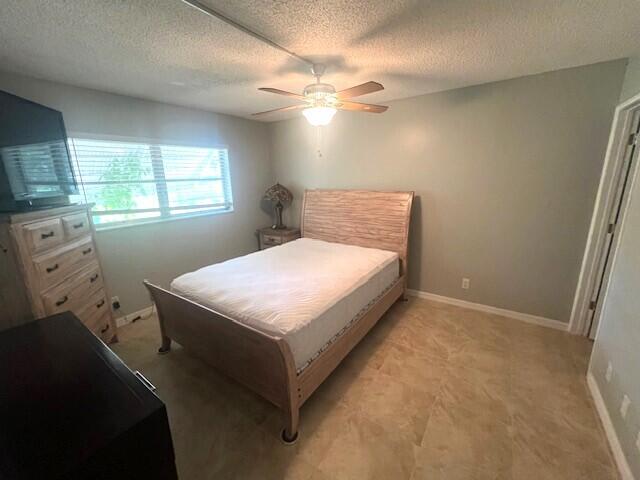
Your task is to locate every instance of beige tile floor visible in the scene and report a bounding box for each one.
[112,297,619,480]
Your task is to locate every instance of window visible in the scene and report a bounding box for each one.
[68,137,233,228]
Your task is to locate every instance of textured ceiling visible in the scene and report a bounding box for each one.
[1,0,639,121]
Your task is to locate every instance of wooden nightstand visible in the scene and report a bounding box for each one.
[257,227,300,250]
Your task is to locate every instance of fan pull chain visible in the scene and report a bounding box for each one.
[316,126,324,159]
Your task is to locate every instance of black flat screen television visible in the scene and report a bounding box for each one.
[0,90,78,211]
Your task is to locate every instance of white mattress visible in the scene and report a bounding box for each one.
[170,237,399,372]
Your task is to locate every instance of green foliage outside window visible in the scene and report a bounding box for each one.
[99,152,149,211]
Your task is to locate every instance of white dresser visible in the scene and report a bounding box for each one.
[0,204,117,343]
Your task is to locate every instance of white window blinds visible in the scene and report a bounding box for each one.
[69,137,233,227]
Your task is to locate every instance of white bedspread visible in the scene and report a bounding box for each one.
[170,237,399,370]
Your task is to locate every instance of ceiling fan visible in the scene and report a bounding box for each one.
[177,1,388,126]
[253,64,388,125]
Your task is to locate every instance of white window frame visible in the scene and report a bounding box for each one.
[68,132,234,231]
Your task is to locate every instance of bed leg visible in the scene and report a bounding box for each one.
[158,335,172,355]
[281,406,299,445]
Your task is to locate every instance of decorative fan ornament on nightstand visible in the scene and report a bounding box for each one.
[264,183,293,229]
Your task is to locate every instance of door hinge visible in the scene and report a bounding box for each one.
[589,300,597,310]
[630,133,638,146]
[607,223,616,235]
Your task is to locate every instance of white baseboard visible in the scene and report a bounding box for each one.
[115,305,154,328]
[587,372,636,480]
[406,289,568,331]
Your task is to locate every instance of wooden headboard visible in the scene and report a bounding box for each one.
[300,189,414,276]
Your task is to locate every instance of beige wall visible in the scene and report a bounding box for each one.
[0,71,273,315]
[269,60,626,322]
[619,57,640,103]
[0,60,628,323]
[589,61,640,479]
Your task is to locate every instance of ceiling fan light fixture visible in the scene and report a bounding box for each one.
[302,106,337,126]
[303,82,336,101]
[253,63,386,120]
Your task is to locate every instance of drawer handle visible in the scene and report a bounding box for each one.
[55,296,69,307]
[90,273,99,283]
[46,263,59,273]
[100,324,110,334]
[96,299,105,309]
[82,247,92,255]
[134,371,157,392]
[41,231,55,239]
[73,222,84,229]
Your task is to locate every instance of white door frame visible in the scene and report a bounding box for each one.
[570,92,640,335]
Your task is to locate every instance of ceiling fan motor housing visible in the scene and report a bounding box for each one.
[303,83,337,106]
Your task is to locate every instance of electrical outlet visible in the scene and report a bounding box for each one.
[111,296,121,311]
[605,362,613,383]
[620,395,631,418]
[462,278,470,290]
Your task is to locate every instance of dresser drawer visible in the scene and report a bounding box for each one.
[257,228,300,250]
[61,212,91,240]
[22,218,64,254]
[85,312,114,342]
[262,233,282,246]
[77,289,109,326]
[41,262,103,315]
[33,236,97,291]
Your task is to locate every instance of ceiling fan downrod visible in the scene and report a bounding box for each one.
[311,64,326,82]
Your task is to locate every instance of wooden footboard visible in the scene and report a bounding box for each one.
[144,276,404,442]
[143,280,300,440]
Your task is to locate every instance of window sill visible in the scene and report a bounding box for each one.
[94,208,234,233]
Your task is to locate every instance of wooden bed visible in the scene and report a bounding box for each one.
[144,189,414,443]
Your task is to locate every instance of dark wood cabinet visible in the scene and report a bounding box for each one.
[0,312,178,480]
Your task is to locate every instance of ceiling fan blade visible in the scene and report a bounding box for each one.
[252,104,307,117]
[336,101,388,113]
[258,87,306,100]
[335,81,384,99]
